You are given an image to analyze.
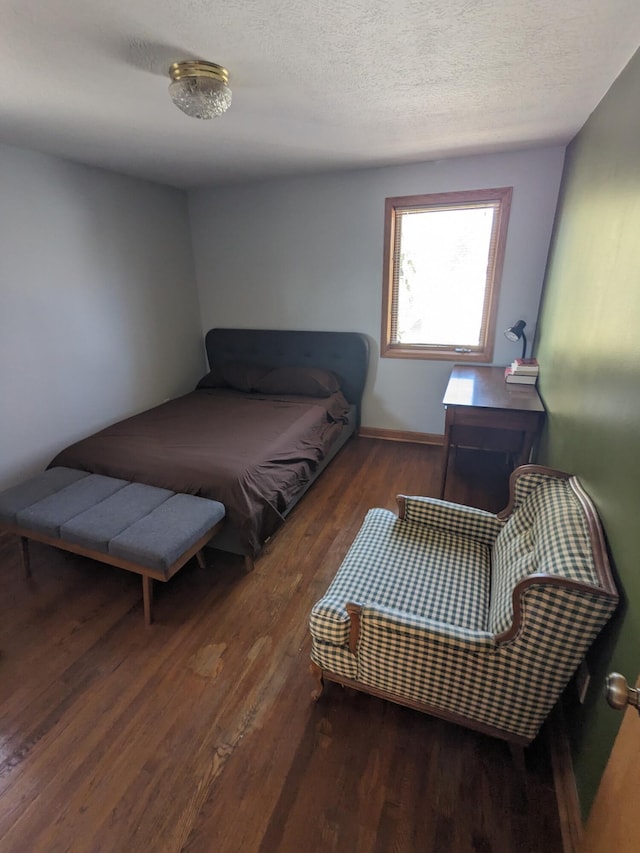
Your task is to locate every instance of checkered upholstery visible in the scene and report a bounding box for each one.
[510,469,564,512]
[310,468,618,743]
[490,478,599,635]
[310,508,491,648]
[400,496,503,546]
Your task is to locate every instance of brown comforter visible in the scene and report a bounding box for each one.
[50,388,350,556]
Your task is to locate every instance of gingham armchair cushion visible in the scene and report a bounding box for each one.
[310,507,492,651]
[489,477,600,635]
[399,495,503,547]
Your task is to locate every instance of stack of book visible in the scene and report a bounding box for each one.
[504,357,539,385]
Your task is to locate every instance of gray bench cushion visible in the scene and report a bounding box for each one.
[1,467,225,578]
[109,494,226,572]
[16,474,129,538]
[0,467,89,524]
[61,483,175,553]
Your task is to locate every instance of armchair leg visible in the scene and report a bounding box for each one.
[508,742,528,805]
[310,661,325,701]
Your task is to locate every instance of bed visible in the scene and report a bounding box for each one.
[49,328,370,567]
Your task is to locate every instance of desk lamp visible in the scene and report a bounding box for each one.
[504,320,527,360]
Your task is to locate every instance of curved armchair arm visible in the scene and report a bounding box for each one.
[347,601,496,654]
[397,495,503,547]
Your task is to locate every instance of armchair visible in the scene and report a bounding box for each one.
[309,466,618,745]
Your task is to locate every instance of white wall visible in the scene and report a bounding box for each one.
[189,147,565,434]
[0,143,204,489]
[0,144,565,493]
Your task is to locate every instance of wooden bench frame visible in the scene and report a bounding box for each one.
[5,519,224,625]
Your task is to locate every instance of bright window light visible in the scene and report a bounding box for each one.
[382,187,513,362]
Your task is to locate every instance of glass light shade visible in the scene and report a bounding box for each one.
[169,77,232,119]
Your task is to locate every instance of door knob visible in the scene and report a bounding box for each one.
[605,672,640,714]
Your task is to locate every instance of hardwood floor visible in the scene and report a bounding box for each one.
[0,439,563,852]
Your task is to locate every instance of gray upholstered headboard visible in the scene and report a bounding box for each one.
[204,328,369,420]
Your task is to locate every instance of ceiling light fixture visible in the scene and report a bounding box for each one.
[168,61,232,119]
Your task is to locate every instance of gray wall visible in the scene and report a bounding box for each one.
[0,143,203,490]
[189,147,565,435]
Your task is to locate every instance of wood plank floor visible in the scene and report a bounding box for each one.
[0,439,563,852]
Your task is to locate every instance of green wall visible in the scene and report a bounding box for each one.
[535,47,640,816]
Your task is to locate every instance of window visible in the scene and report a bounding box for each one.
[381,187,513,361]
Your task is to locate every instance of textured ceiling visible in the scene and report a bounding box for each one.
[2,0,639,188]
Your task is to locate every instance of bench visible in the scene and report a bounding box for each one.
[0,467,226,625]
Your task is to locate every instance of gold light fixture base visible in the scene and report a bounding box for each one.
[169,61,229,85]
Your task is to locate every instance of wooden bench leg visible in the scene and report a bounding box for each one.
[142,576,154,626]
[196,550,207,569]
[20,537,32,578]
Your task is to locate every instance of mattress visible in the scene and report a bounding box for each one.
[50,387,353,557]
